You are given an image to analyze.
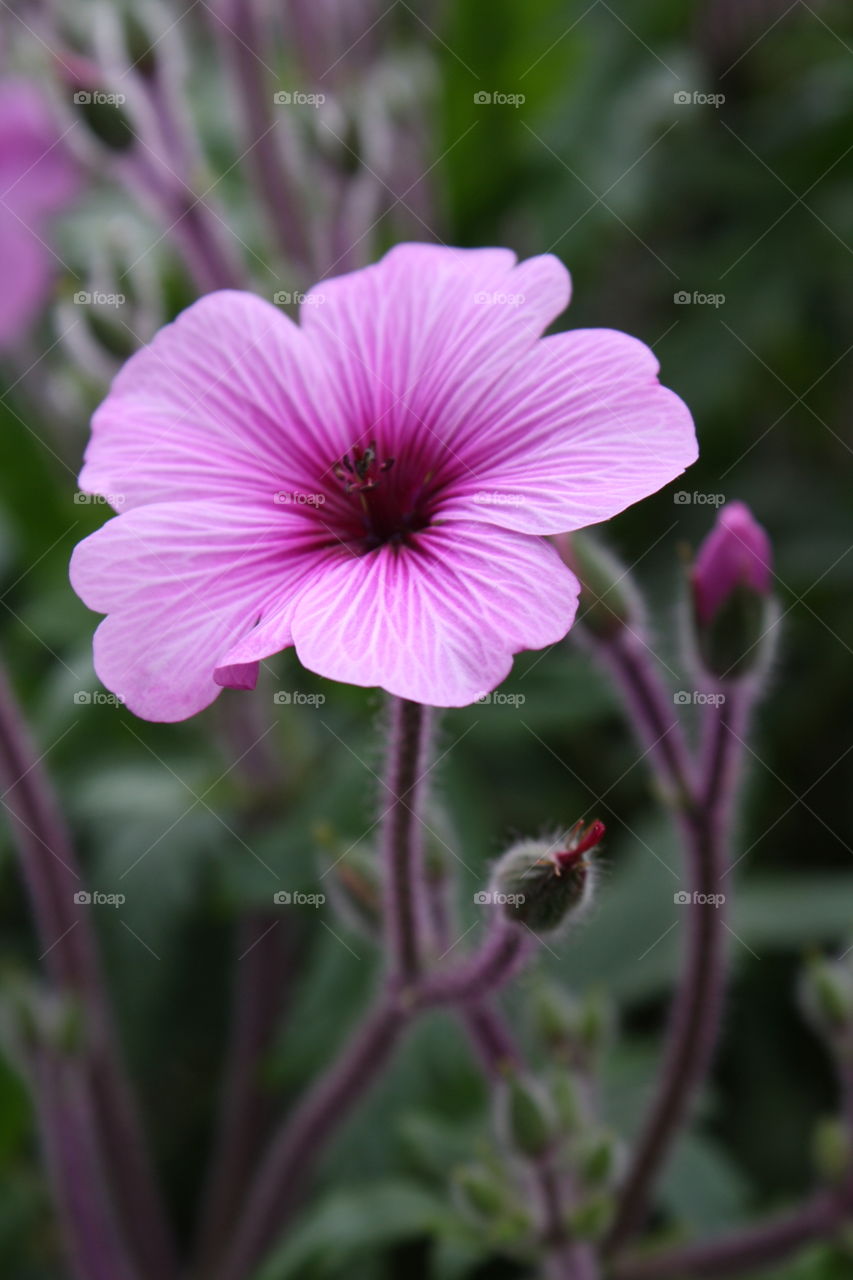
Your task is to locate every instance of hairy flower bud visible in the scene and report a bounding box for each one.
[690,502,774,680]
[492,820,604,933]
[554,532,641,639]
[500,1073,554,1159]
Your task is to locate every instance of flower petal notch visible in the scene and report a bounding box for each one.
[70,244,698,721]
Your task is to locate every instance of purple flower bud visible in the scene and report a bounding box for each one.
[689,502,775,681]
[691,501,772,627]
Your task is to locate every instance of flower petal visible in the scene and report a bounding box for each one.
[219,521,579,707]
[301,244,571,464]
[69,501,324,721]
[78,291,350,512]
[443,329,697,534]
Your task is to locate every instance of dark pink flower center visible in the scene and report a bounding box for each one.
[331,439,435,552]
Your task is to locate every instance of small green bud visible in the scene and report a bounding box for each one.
[491,821,604,934]
[813,1117,851,1184]
[550,1071,582,1134]
[578,1129,620,1188]
[568,1193,613,1240]
[453,1164,507,1222]
[320,835,382,939]
[800,955,853,1034]
[554,532,641,639]
[501,1074,554,1159]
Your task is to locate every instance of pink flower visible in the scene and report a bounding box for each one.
[691,501,772,627]
[0,79,78,349]
[70,245,697,721]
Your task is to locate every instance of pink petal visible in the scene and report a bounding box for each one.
[220,521,580,707]
[301,244,571,464]
[78,291,352,513]
[443,329,697,534]
[69,501,324,722]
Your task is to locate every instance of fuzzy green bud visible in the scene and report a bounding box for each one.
[554,532,641,639]
[501,1074,554,1159]
[492,821,604,934]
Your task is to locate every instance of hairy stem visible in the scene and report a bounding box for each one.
[214,995,408,1280]
[589,628,750,1254]
[0,667,179,1280]
[381,697,433,985]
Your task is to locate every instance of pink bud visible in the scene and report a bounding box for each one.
[691,502,772,627]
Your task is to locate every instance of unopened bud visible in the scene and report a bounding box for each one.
[568,1193,613,1240]
[813,1117,850,1184]
[453,1164,507,1222]
[554,532,641,639]
[500,1073,554,1159]
[492,820,604,933]
[578,1129,620,1188]
[535,985,614,1063]
[319,834,381,939]
[690,501,774,680]
[800,955,853,1035]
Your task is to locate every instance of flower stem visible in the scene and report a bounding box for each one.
[31,1044,141,1280]
[0,666,179,1280]
[381,697,433,985]
[417,918,531,1007]
[214,995,408,1280]
[612,1189,851,1279]
[583,623,752,1254]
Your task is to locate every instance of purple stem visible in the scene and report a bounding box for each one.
[613,1189,850,1279]
[603,665,750,1253]
[31,1044,140,1280]
[213,0,314,275]
[381,697,433,985]
[193,913,297,1275]
[214,995,408,1280]
[417,918,532,1007]
[0,667,179,1280]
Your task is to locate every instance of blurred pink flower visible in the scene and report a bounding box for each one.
[692,500,772,627]
[0,79,78,349]
[70,244,697,720]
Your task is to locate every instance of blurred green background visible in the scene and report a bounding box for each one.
[1,0,852,1276]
